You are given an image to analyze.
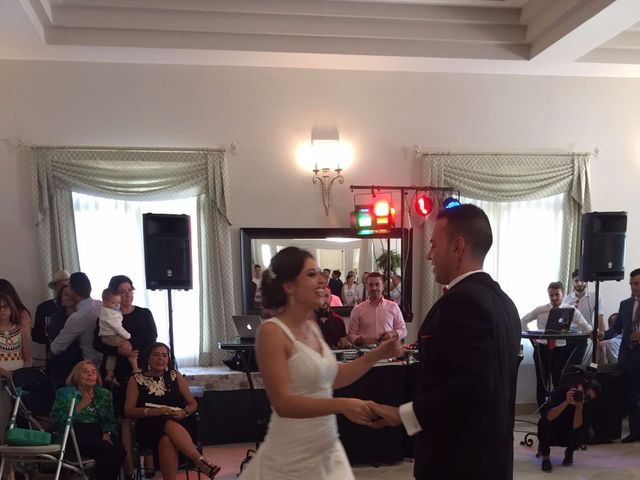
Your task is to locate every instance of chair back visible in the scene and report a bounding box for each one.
[10,367,57,417]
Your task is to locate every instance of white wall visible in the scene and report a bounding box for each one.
[1,60,639,402]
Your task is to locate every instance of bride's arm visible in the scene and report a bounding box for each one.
[258,322,372,425]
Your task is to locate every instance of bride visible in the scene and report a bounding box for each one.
[239,247,403,480]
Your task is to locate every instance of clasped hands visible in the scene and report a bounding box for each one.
[340,398,401,428]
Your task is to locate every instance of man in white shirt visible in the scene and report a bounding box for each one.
[50,272,103,368]
[564,269,605,330]
[521,281,592,407]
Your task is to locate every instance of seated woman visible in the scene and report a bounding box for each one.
[0,292,33,443]
[125,343,220,479]
[51,360,125,480]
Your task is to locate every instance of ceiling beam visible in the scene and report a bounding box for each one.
[48,8,525,43]
[527,0,640,62]
[52,0,521,23]
[43,26,529,60]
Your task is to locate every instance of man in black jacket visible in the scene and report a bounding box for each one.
[370,204,521,480]
[537,379,601,472]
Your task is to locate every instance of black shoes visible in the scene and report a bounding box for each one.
[621,434,638,443]
[562,449,574,466]
[541,458,552,472]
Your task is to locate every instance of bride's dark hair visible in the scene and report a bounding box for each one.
[261,247,314,309]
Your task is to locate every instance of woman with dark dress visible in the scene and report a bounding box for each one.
[94,275,158,478]
[125,343,220,479]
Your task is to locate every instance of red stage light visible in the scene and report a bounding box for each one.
[415,195,433,217]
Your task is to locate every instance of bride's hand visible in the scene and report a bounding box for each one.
[370,338,403,362]
[338,398,376,426]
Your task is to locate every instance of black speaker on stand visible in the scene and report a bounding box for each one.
[143,213,193,355]
[578,211,627,363]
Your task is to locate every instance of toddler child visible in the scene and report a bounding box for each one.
[99,288,139,385]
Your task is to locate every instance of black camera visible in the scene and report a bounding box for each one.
[573,389,584,402]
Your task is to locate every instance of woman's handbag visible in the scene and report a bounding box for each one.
[5,428,51,446]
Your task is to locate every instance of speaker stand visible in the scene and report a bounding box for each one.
[591,280,601,364]
[167,288,175,356]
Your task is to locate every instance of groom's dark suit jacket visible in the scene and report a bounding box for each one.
[413,272,521,480]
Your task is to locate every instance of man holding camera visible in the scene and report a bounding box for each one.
[538,379,601,472]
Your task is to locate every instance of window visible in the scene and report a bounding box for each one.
[463,194,565,362]
[72,192,200,367]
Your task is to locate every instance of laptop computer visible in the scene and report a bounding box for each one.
[545,308,575,333]
[232,315,263,342]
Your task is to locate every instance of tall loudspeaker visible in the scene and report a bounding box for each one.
[143,213,192,290]
[579,212,627,282]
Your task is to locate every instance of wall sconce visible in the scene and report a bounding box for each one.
[309,126,349,216]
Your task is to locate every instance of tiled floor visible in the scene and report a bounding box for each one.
[175,417,640,479]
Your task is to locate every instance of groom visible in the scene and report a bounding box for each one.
[370,204,521,480]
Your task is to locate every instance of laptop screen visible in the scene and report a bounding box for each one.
[545,308,575,333]
[232,315,263,340]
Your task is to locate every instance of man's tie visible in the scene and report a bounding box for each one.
[632,300,640,350]
[548,308,557,349]
[442,287,449,295]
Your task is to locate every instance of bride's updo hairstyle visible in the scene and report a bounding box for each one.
[261,246,314,310]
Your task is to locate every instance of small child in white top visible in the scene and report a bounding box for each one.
[99,288,139,385]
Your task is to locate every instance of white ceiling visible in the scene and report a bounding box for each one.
[2,0,640,76]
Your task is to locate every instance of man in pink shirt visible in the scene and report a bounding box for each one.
[348,272,407,345]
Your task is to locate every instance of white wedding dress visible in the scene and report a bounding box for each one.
[239,318,354,480]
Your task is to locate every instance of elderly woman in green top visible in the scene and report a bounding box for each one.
[51,360,125,480]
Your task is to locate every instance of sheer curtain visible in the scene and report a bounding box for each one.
[31,147,235,367]
[463,194,565,364]
[420,152,592,367]
[421,152,592,320]
[72,192,200,367]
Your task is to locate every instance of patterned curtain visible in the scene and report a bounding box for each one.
[31,147,235,366]
[420,152,592,322]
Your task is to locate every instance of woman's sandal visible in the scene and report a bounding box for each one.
[196,456,221,479]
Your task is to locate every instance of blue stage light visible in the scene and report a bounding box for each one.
[443,197,461,209]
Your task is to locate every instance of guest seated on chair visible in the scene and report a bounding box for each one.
[314,287,350,349]
[51,360,125,480]
[0,292,33,443]
[596,313,621,364]
[124,342,221,479]
[537,379,601,472]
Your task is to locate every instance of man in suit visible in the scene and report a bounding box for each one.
[370,204,521,480]
[599,268,640,442]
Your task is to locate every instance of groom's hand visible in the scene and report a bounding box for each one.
[367,402,402,428]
